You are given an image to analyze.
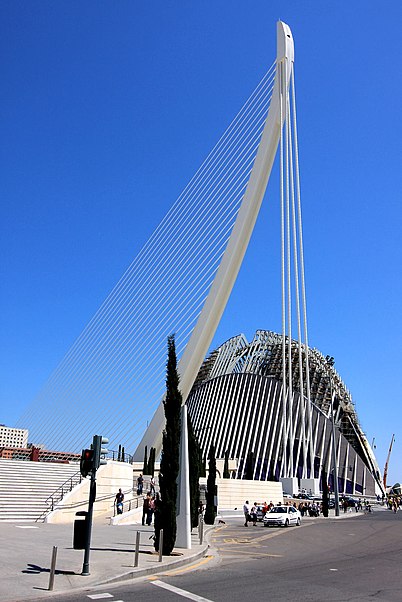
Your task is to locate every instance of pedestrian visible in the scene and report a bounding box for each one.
[250,503,258,526]
[150,475,155,495]
[243,500,250,527]
[142,493,150,525]
[115,488,124,515]
[137,473,144,495]
[147,495,155,525]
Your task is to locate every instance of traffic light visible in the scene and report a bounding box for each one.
[80,448,94,478]
[92,435,109,470]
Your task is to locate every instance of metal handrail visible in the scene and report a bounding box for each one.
[109,450,134,463]
[35,470,83,522]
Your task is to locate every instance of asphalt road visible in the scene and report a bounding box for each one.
[26,508,402,602]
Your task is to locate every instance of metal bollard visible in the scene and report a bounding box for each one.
[158,529,163,562]
[48,546,58,591]
[199,517,204,545]
[134,531,140,567]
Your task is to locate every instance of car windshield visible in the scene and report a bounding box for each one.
[269,507,287,514]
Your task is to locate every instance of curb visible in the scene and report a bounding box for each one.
[99,542,210,585]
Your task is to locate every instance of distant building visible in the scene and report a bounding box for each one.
[0,425,28,449]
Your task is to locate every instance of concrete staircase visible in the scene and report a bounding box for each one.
[0,459,81,522]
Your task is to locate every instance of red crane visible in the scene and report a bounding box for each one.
[383,434,395,491]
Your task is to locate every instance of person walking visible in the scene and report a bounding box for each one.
[250,503,258,526]
[243,500,250,527]
[137,473,144,495]
[147,495,155,525]
[142,493,150,525]
[115,488,124,515]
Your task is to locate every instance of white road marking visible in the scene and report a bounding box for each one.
[87,594,114,600]
[15,525,39,529]
[151,579,215,601]
[329,568,338,571]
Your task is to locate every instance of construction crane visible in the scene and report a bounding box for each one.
[383,434,395,491]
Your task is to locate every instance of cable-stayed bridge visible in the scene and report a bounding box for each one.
[18,22,309,470]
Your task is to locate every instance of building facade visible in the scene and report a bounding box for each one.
[0,425,28,449]
[187,330,382,496]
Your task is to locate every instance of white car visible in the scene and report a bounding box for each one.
[263,505,301,527]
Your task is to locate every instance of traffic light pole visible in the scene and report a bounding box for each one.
[81,474,96,576]
[80,434,109,576]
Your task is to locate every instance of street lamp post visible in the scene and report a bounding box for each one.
[326,356,340,517]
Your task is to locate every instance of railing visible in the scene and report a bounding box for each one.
[108,449,134,463]
[35,470,83,522]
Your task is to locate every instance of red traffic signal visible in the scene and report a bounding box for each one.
[80,448,94,478]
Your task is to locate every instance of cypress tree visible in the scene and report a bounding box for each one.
[322,469,329,517]
[204,444,216,525]
[199,449,206,478]
[143,445,148,474]
[121,446,125,462]
[245,450,254,480]
[223,450,230,478]
[154,334,182,554]
[187,413,201,528]
[148,447,156,477]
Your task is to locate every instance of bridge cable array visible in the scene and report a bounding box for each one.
[18,63,279,456]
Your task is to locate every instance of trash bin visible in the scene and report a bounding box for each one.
[73,511,88,550]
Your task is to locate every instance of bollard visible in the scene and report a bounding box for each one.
[48,546,58,591]
[158,529,163,562]
[199,517,204,545]
[134,531,140,567]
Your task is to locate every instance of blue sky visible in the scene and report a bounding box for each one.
[1,1,401,485]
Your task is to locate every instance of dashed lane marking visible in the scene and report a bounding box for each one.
[151,580,215,601]
[87,594,114,600]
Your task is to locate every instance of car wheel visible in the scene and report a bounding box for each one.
[296,518,301,526]
[284,518,289,527]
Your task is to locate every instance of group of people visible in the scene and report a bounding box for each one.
[142,491,159,525]
[136,473,156,496]
[243,499,323,526]
[243,500,274,526]
[114,473,157,517]
[387,496,400,512]
[297,501,320,517]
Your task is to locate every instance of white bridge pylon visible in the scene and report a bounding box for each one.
[134,21,297,463]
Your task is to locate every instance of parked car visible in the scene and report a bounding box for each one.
[263,505,301,527]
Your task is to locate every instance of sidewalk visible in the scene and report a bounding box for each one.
[0,520,209,602]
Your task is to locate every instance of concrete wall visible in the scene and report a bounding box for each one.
[200,477,283,510]
[47,461,135,524]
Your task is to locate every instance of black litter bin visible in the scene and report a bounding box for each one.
[73,511,88,550]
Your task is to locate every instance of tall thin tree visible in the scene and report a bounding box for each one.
[204,444,217,525]
[148,447,156,477]
[223,450,230,478]
[154,334,182,554]
[187,413,201,528]
[143,445,148,474]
